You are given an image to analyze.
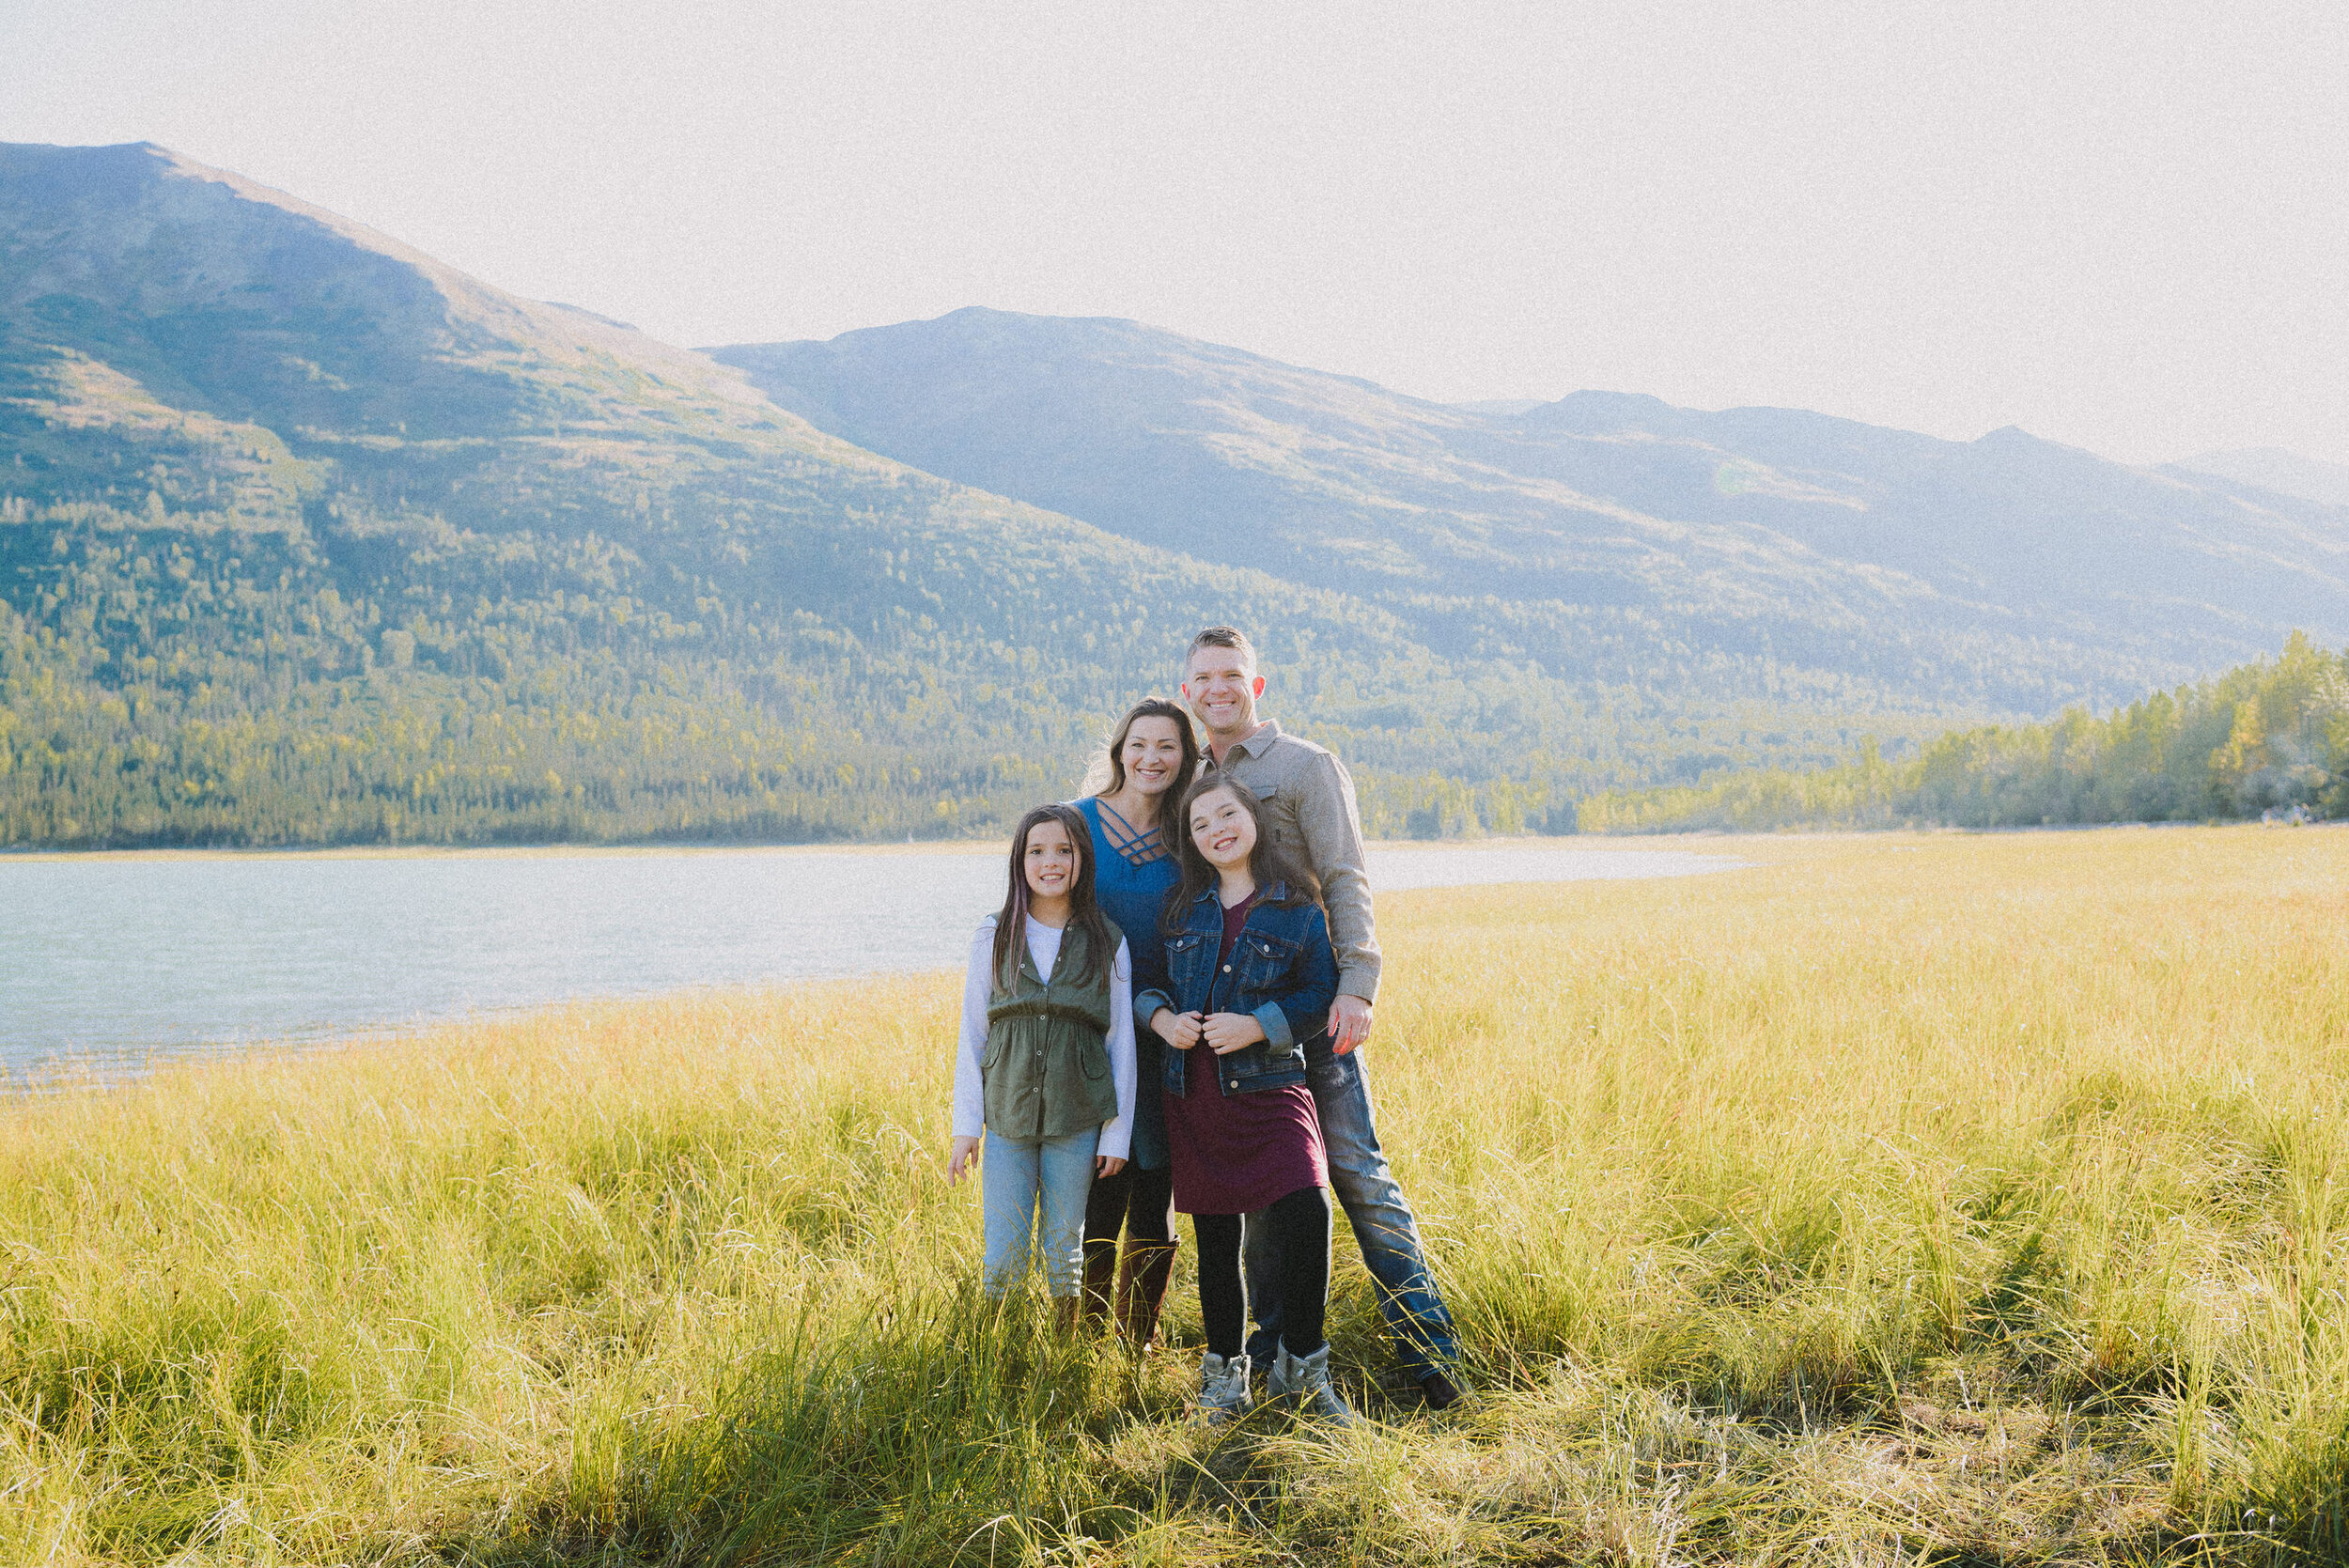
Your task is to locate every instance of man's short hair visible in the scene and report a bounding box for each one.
[1185,626,1257,675]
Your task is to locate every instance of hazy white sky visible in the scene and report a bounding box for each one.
[6,0,2346,463]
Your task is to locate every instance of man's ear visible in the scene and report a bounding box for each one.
[1250,675,1265,697]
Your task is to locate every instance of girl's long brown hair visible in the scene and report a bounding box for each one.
[994,802,1120,987]
[1095,697,1200,830]
[1161,775,1320,934]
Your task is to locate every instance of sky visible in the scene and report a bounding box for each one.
[5,0,2346,465]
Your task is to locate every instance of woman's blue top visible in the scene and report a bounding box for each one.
[1076,794,1179,1170]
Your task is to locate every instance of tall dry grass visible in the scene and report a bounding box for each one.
[3,826,2345,1564]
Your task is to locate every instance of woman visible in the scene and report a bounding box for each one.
[1074,697,1200,1344]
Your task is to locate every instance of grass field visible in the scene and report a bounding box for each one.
[4,826,2347,1565]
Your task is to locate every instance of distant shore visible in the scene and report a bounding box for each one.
[0,831,1755,863]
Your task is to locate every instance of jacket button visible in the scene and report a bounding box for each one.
[1221,964,1231,972]
[1227,1079,1238,1089]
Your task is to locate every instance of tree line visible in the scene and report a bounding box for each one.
[1577,633,2349,833]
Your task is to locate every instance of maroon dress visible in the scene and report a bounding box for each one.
[1163,892,1329,1216]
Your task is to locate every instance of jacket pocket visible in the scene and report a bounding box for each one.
[1234,930,1299,993]
[1166,930,1209,1002]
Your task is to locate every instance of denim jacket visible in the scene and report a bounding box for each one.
[1133,880,1338,1098]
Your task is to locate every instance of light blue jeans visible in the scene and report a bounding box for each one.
[981,1127,1099,1297]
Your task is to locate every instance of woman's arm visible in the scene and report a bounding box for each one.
[1097,938,1136,1172]
[1129,916,1176,1024]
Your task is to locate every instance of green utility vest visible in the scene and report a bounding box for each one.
[983,919,1119,1140]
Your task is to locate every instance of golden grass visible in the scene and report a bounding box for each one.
[4,826,2346,1564]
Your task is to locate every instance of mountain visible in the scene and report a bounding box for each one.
[712,309,2349,717]
[2173,447,2349,511]
[9,144,2336,850]
[2,141,1936,849]
[0,143,1454,846]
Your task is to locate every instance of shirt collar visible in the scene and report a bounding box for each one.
[1222,717,1283,762]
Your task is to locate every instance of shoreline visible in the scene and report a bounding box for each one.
[0,822,2168,863]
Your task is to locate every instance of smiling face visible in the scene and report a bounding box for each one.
[1119,715,1188,799]
[1022,817,1081,902]
[1182,644,1264,741]
[1188,784,1259,871]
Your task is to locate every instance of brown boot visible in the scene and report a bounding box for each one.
[1080,1238,1118,1335]
[1115,1239,1179,1350]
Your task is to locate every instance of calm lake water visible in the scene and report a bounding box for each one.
[0,844,1742,1077]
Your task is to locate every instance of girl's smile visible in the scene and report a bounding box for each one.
[1024,819,1081,904]
[1189,788,1258,868]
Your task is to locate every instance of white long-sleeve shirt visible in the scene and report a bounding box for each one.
[951,914,1136,1159]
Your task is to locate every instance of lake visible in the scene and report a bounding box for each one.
[0,843,1744,1077]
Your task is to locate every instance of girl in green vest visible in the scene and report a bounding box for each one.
[949,803,1138,1315]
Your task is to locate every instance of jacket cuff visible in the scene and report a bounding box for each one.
[1255,1001,1296,1053]
[1136,989,1177,1028]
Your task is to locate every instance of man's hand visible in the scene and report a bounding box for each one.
[1096,1154,1127,1178]
[1329,994,1373,1055]
[1201,1012,1267,1055]
[947,1135,981,1185]
[1153,1008,1205,1049]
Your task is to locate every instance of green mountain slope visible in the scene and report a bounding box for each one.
[1,142,1961,847]
[0,143,1370,845]
[713,309,2349,716]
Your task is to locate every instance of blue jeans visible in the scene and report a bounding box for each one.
[981,1127,1098,1297]
[1244,1046,1459,1381]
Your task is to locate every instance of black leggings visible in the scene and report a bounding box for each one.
[1194,1185,1330,1360]
[1083,1161,1175,1253]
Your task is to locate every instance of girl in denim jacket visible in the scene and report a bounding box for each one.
[949,804,1137,1323]
[1135,776,1357,1425]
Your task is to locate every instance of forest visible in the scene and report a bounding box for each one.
[1578,632,2349,833]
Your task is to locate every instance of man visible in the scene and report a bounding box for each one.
[1179,626,1466,1409]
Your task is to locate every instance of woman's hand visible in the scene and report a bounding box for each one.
[1096,1154,1127,1178]
[947,1135,981,1185]
[1201,1012,1267,1055]
[1152,1007,1205,1050]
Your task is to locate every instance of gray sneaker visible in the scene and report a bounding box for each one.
[1269,1344,1361,1427]
[1193,1352,1253,1426]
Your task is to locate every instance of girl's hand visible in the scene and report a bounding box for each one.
[1152,1008,1205,1049]
[1096,1155,1126,1178]
[947,1135,981,1185]
[1202,1012,1267,1054]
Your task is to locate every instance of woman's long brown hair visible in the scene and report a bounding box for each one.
[1095,697,1200,831]
[1161,774,1320,934]
[994,802,1120,987]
